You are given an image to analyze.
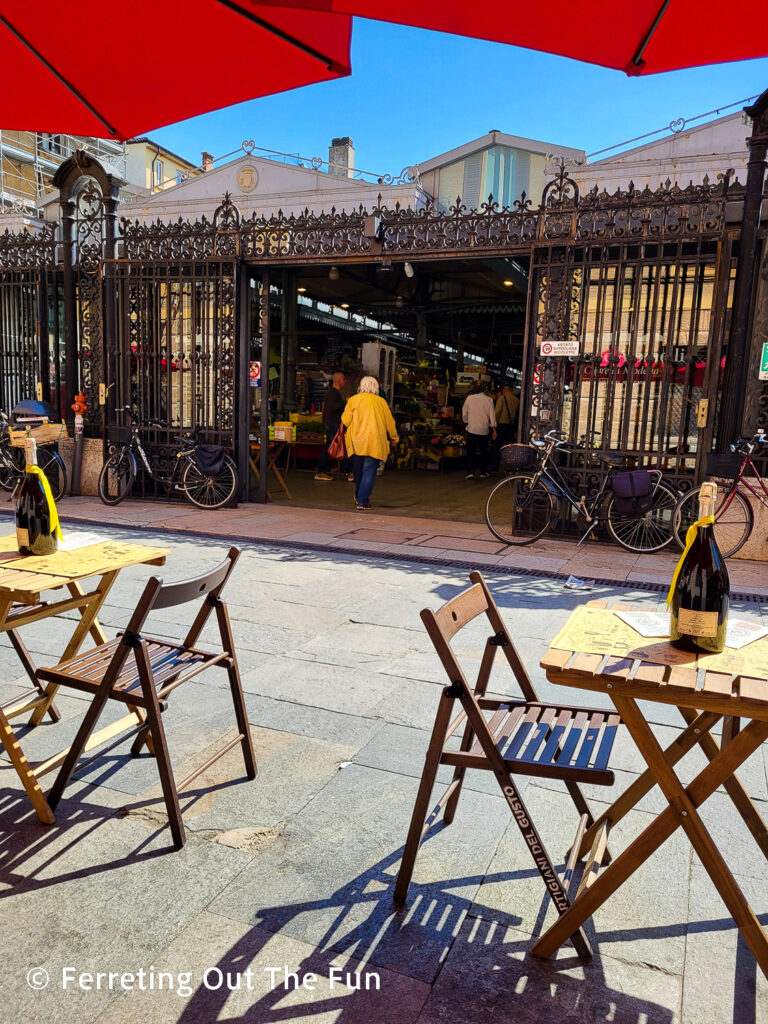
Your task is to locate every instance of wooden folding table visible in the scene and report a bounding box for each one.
[0,535,169,825]
[531,599,768,978]
[249,441,293,500]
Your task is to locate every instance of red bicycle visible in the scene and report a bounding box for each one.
[672,433,768,557]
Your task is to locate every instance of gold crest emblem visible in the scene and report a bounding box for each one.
[237,165,259,193]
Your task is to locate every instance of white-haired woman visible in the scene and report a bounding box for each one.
[341,376,398,510]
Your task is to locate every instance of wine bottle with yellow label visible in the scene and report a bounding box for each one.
[668,481,729,653]
[15,438,63,556]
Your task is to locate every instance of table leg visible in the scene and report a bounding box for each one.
[576,710,721,858]
[0,708,54,824]
[679,707,768,862]
[615,696,768,976]
[250,455,273,501]
[28,571,118,726]
[269,452,292,500]
[6,629,62,723]
[532,712,768,969]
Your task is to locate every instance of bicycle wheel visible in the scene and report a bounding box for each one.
[183,454,238,509]
[485,473,555,545]
[0,445,22,491]
[37,448,67,501]
[98,448,136,505]
[605,479,678,552]
[673,485,752,557]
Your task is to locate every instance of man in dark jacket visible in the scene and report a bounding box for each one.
[315,371,347,480]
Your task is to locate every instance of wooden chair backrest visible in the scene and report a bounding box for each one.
[96,548,241,690]
[422,571,538,703]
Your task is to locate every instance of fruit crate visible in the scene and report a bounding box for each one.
[9,422,69,447]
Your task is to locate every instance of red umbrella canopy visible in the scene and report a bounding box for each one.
[0,1,352,140]
[268,0,768,75]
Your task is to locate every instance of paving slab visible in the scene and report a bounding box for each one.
[210,764,511,984]
[416,917,681,1024]
[94,913,430,1024]
[0,816,250,1024]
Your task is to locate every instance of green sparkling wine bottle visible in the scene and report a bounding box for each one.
[669,482,729,654]
[15,438,59,556]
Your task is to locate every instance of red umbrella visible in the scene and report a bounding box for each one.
[268,0,768,74]
[0,2,352,140]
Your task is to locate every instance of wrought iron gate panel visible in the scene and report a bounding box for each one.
[0,223,60,416]
[74,179,106,429]
[525,236,735,505]
[108,258,237,498]
[745,235,768,479]
[0,270,39,413]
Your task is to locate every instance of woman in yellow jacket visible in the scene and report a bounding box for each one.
[341,376,399,510]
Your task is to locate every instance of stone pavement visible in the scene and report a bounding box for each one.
[7,493,767,597]
[0,525,767,1024]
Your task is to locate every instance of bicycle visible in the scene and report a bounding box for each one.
[0,411,67,500]
[672,433,768,557]
[485,430,679,552]
[98,407,238,510]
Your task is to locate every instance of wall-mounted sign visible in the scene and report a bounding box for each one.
[760,342,768,381]
[540,339,580,357]
[249,361,261,387]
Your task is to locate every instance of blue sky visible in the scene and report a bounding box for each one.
[153,19,768,175]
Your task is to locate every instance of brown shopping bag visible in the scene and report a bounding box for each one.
[328,425,346,460]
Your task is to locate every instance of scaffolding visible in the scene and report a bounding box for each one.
[0,131,127,214]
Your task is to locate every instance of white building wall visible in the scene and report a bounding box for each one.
[569,112,749,194]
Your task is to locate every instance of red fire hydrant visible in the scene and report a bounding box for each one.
[71,391,89,419]
[70,391,89,496]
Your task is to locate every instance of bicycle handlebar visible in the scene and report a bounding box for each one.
[730,432,767,453]
[115,407,166,429]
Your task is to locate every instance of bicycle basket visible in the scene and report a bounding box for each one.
[501,444,537,473]
[705,452,742,480]
[108,426,133,446]
[193,444,226,477]
[612,470,654,516]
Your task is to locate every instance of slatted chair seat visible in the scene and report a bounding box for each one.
[441,700,620,785]
[38,547,257,849]
[394,571,623,963]
[42,637,226,701]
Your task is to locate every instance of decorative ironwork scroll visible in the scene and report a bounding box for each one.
[75,179,106,421]
[0,223,56,269]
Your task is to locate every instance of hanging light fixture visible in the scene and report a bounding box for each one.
[329,266,340,281]
[404,261,415,278]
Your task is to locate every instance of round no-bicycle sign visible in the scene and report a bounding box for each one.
[541,339,579,357]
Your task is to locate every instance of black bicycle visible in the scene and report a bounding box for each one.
[98,407,238,509]
[0,411,67,500]
[485,430,679,552]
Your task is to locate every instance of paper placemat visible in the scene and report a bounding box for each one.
[0,536,167,578]
[550,606,768,676]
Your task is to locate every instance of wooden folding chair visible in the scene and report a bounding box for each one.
[39,547,257,849]
[394,571,622,962]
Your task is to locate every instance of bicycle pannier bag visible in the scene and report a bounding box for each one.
[327,425,346,461]
[193,444,227,477]
[611,470,654,516]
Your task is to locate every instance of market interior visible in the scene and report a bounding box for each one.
[248,254,528,519]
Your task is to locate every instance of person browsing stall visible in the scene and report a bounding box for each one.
[314,371,348,481]
[494,385,520,448]
[462,381,497,479]
[341,376,398,510]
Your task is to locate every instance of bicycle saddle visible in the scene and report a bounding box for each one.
[596,453,625,466]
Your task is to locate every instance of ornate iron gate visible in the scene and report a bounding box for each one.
[525,175,737,493]
[104,197,242,497]
[0,225,62,415]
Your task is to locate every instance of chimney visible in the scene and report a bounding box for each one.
[201,151,214,173]
[328,137,354,178]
